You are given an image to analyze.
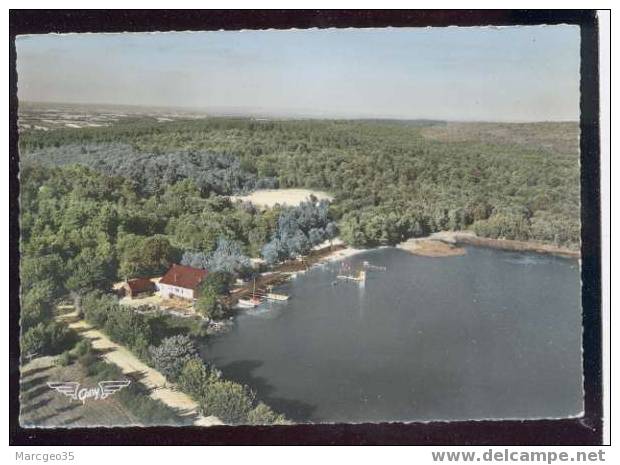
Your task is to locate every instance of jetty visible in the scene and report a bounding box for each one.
[362,261,386,271]
[229,275,291,308]
[337,270,367,285]
[265,292,290,301]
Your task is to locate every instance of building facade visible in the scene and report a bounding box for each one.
[157,264,208,300]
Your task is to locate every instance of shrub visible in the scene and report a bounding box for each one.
[56,350,74,367]
[72,339,93,357]
[21,321,77,361]
[247,402,290,425]
[149,334,199,382]
[21,325,45,360]
[78,351,101,375]
[194,290,225,320]
[103,305,152,356]
[199,379,255,425]
[20,284,55,331]
[45,321,78,352]
[188,319,211,339]
[195,273,232,320]
[82,291,117,327]
[177,358,215,399]
[82,293,156,361]
[117,385,184,426]
[90,359,121,380]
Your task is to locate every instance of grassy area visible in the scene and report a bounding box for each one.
[20,344,188,427]
[20,356,140,427]
[420,121,579,156]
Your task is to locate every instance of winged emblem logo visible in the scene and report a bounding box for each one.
[47,380,131,403]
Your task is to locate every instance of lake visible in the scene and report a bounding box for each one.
[201,246,583,423]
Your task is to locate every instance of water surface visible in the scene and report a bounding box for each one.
[202,246,583,423]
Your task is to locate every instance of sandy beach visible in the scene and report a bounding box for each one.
[397,237,467,257]
[396,231,579,259]
[316,244,366,263]
[230,189,333,208]
[307,238,365,264]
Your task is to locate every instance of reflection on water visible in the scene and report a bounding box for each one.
[202,246,583,423]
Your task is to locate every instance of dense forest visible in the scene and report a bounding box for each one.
[20,117,581,250]
[18,161,293,424]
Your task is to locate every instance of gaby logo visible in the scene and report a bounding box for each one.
[47,381,131,403]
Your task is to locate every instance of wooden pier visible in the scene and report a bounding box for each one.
[337,270,366,285]
[362,261,387,271]
[265,292,290,301]
[227,273,291,307]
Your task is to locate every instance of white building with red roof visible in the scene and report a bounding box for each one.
[157,264,208,300]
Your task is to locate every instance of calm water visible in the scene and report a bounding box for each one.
[201,246,583,423]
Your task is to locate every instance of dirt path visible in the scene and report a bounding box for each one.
[60,311,222,427]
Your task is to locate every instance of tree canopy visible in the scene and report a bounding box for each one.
[21,117,581,250]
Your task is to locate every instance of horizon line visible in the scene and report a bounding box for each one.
[18,100,580,125]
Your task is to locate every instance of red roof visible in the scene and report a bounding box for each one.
[125,278,155,293]
[159,264,208,290]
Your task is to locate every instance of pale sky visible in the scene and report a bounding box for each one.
[16,26,580,121]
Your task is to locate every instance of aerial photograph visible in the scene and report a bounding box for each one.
[16,26,583,427]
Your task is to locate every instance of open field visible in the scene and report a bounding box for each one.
[231,188,333,208]
[20,356,141,427]
[18,101,208,132]
[420,121,579,156]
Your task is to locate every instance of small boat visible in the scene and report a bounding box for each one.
[237,277,262,308]
[237,298,261,308]
[266,293,290,301]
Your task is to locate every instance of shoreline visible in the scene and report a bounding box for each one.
[397,238,467,257]
[315,232,581,263]
[305,232,580,264]
[314,244,368,264]
[428,231,580,259]
[233,231,579,311]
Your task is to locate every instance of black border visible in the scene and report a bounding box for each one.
[9,10,603,446]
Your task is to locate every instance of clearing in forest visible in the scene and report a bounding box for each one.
[230,189,333,208]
